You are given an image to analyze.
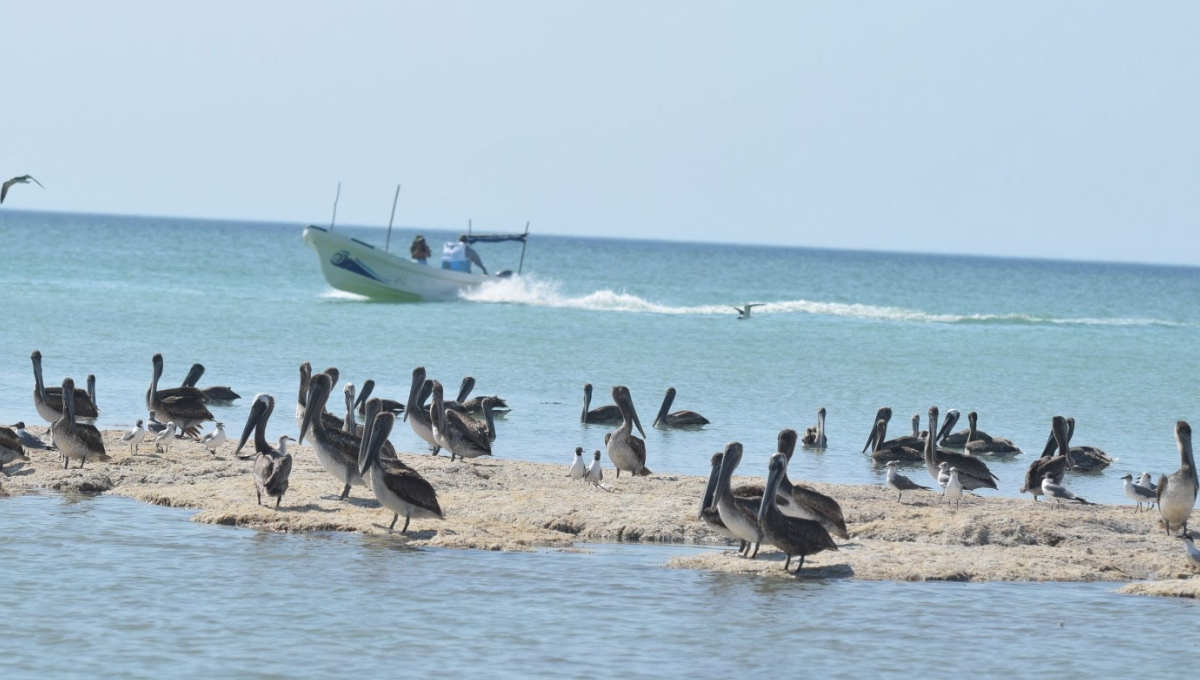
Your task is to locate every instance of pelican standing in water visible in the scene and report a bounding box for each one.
[652,387,709,429]
[1021,416,1070,501]
[862,407,923,456]
[757,452,838,573]
[569,447,586,481]
[1121,474,1156,513]
[884,460,930,503]
[870,418,923,465]
[31,350,99,424]
[801,408,827,448]
[358,399,443,534]
[963,412,1021,456]
[1060,417,1113,471]
[179,363,241,403]
[51,378,109,469]
[923,406,998,491]
[429,380,492,462]
[605,385,650,477]
[406,367,440,454]
[1158,421,1198,536]
[299,373,365,500]
[121,420,146,454]
[713,442,763,558]
[234,394,294,509]
[147,354,213,435]
[581,383,622,425]
[700,451,743,550]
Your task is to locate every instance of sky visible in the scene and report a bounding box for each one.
[1,1,1198,264]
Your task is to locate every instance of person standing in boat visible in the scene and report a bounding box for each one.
[441,235,488,275]
[410,235,432,264]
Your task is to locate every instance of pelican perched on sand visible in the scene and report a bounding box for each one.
[963,412,1021,456]
[51,378,109,469]
[121,420,146,454]
[801,408,827,448]
[1021,416,1070,501]
[733,303,763,320]
[1158,421,1198,537]
[1122,474,1156,513]
[234,394,295,508]
[147,354,213,435]
[0,425,30,474]
[31,350,99,423]
[342,383,360,434]
[406,367,440,454]
[757,452,838,573]
[713,442,763,558]
[299,373,365,500]
[358,399,443,533]
[581,383,622,425]
[922,406,998,491]
[605,385,650,477]
[884,460,930,503]
[700,451,743,548]
[295,363,346,434]
[10,422,49,450]
[652,387,709,429]
[731,430,848,539]
[430,380,492,462]
[1,174,44,203]
[180,363,241,403]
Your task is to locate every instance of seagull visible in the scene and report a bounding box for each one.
[584,450,603,486]
[1042,476,1092,506]
[1121,473,1156,513]
[201,422,226,456]
[155,423,176,454]
[122,420,146,454]
[1181,535,1200,569]
[937,461,952,490]
[147,411,168,434]
[569,446,586,481]
[10,422,50,450]
[944,467,964,508]
[733,303,763,320]
[0,175,44,204]
[884,460,930,503]
[1138,471,1158,493]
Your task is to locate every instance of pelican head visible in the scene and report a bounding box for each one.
[702,451,724,517]
[778,428,799,461]
[457,376,476,404]
[299,373,333,444]
[862,407,893,453]
[613,385,645,438]
[323,367,339,388]
[358,398,385,475]
[182,363,205,388]
[758,452,789,523]
[653,387,678,427]
[936,409,960,442]
[237,393,274,455]
[31,350,47,397]
[61,377,77,425]
[1051,415,1071,469]
[354,379,376,411]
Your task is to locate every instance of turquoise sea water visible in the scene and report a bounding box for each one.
[2,209,1200,676]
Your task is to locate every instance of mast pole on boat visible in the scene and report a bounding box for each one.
[518,221,529,275]
[384,183,401,252]
[329,182,341,232]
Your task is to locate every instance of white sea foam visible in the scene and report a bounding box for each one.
[461,276,1186,327]
[319,289,370,301]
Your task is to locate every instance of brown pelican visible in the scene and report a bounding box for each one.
[935,409,990,448]
[1158,421,1198,536]
[1021,416,1070,500]
[429,380,492,461]
[51,378,109,469]
[922,406,998,491]
[581,383,622,425]
[862,407,923,455]
[0,174,43,203]
[299,373,365,500]
[757,452,838,573]
[963,411,1021,456]
[478,397,499,441]
[180,363,241,403]
[234,394,295,508]
[295,363,346,434]
[0,425,30,474]
[801,408,827,448]
[405,367,440,454]
[731,430,849,539]
[353,379,405,416]
[1061,417,1113,471]
[605,385,650,477]
[870,418,923,465]
[884,460,930,502]
[358,399,443,533]
[713,442,762,558]
[652,387,709,429]
[147,354,213,435]
[201,422,226,455]
[1122,474,1156,512]
[31,350,99,423]
[454,376,511,416]
[700,451,746,551]
[342,383,359,434]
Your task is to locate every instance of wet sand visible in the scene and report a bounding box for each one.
[5,426,1198,595]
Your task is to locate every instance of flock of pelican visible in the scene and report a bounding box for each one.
[2,349,1198,572]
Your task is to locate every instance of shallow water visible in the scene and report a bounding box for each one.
[2,209,1198,504]
[2,492,1198,679]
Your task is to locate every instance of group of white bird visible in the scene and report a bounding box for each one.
[568,446,610,490]
[118,418,227,457]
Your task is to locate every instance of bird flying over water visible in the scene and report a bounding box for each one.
[733,303,763,320]
[1,175,44,204]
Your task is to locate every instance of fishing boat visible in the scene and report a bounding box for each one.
[301,185,530,302]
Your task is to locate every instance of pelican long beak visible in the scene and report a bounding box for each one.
[182,363,204,388]
[355,380,374,411]
[299,379,326,445]
[862,407,888,453]
[358,399,382,476]
[235,396,268,455]
[936,410,959,442]
[456,376,475,405]
[701,454,723,517]
[758,460,784,523]
[653,390,672,429]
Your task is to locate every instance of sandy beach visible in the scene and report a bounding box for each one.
[4,425,1198,598]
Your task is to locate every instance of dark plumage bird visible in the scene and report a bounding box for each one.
[801,407,827,448]
[869,418,924,465]
[180,363,241,403]
[1060,417,1113,471]
[652,387,709,429]
[31,350,99,423]
[234,394,294,508]
[1158,421,1198,536]
[1,174,44,204]
[353,379,406,416]
[581,383,622,425]
[358,398,443,534]
[1021,416,1070,501]
[146,353,213,435]
[731,430,849,539]
[757,452,838,574]
[922,406,998,491]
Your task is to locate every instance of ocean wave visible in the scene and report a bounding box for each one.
[460,277,1187,327]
